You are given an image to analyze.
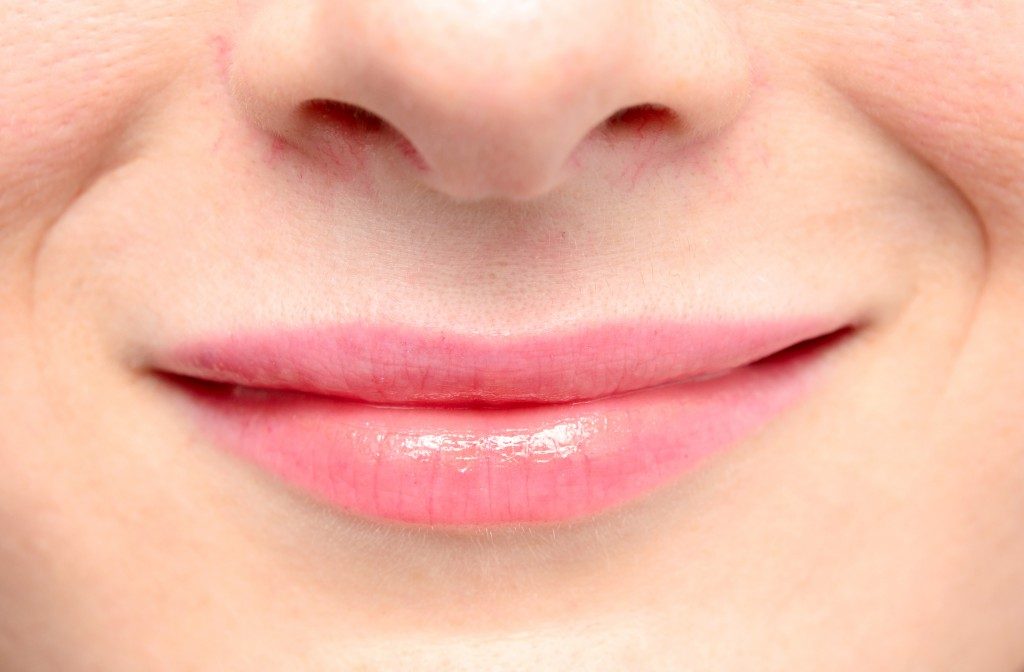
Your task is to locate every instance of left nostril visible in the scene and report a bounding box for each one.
[299,99,428,171]
[603,104,678,134]
[302,99,388,134]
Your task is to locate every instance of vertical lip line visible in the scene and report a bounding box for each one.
[153,318,849,406]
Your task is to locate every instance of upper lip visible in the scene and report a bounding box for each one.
[155,319,848,407]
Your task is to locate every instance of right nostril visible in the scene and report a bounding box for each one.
[302,99,388,134]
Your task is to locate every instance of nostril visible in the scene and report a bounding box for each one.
[299,99,428,171]
[302,99,388,134]
[603,104,678,134]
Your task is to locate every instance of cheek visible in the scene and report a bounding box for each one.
[0,3,201,231]
[802,1,1024,246]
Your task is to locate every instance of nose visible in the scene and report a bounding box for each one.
[230,1,752,201]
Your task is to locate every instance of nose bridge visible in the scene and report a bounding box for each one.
[332,0,626,86]
[231,1,752,202]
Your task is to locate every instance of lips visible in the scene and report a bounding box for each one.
[155,320,849,526]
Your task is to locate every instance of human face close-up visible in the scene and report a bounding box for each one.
[1,1,1023,670]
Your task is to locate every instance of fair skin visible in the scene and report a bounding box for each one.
[1,1,1023,670]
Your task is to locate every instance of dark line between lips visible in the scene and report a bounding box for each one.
[155,325,854,412]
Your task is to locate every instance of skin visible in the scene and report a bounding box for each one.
[1,0,1023,669]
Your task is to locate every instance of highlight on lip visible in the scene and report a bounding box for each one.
[156,321,851,526]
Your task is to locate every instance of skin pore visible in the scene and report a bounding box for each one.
[1,1,1023,670]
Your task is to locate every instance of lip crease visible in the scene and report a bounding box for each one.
[155,320,850,526]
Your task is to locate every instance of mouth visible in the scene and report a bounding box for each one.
[153,319,853,527]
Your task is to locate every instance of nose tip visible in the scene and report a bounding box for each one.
[381,64,644,201]
[229,1,752,202]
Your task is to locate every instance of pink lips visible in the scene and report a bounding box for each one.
[157,320,845,526]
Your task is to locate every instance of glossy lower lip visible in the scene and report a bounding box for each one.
[155,320,848,526]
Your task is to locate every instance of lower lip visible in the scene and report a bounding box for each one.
[162,328,842,527]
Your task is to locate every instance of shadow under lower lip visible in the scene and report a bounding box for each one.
[161,327,847,527]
